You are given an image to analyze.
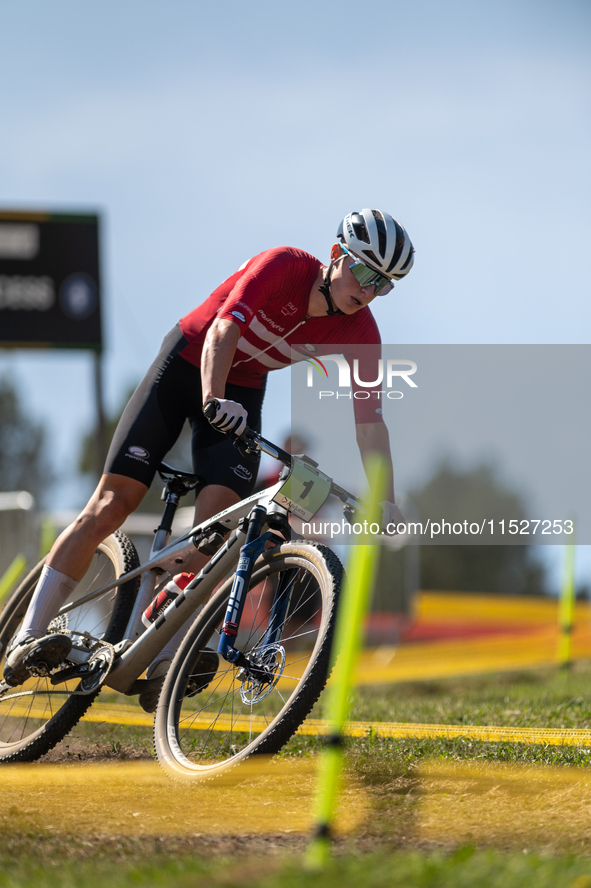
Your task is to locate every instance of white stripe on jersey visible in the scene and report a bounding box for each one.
[249,314,284,344]
[249,316,303,362]
[234,336,290,369]
[233,312,309,370]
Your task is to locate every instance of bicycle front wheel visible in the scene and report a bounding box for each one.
[154,540,343,780]
[0,531,139,763]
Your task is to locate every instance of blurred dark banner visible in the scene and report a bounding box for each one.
[0,210,101,351]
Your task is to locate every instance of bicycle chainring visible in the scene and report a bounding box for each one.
[77,644,115,694]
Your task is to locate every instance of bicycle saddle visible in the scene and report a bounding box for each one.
[157,462,202,486]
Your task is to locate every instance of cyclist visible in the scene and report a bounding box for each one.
[3,208,415,705]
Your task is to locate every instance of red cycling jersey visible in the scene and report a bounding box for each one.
[179,246,384,424]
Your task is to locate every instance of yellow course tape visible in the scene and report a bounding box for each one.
[6,591,590,749]
[335,720,591,747]
[74,703,591,747]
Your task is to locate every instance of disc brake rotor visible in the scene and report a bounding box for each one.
[239,643,286,705]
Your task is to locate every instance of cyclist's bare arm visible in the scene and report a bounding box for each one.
[200,318,241,402]
[355,421,395,503]
[192,318,245,566]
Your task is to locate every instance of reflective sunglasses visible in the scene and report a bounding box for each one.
[340,245,394,296]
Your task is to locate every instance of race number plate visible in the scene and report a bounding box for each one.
[272,457,332,521]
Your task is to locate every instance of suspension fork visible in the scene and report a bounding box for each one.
[218,505,283,664]
[262,568,298,648]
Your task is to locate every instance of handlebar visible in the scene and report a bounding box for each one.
[204,398,294,466]
[257,429,362,512]
[203,398,362,512]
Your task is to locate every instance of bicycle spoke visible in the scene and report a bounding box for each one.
[160,550,338,770]
[0,532,139,761]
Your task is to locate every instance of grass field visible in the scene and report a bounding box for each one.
[3,590,591,886]
[2,662,591,886]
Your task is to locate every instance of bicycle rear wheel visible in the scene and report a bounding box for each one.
[154,540,343,780]
[0,531,139,763]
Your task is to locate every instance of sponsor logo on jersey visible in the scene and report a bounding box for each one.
[231,310,247,323]
[232,464,253,480]
[126,445,150,465]
[304,344,317,353]
[257,309,285,332]
[281,301,298,317]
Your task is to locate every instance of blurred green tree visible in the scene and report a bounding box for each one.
[410,461,548,595]
[0,373,52,506]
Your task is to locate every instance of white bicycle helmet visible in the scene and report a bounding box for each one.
[337,209,414,281]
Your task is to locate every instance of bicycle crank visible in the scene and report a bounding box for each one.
[50,644,115,695]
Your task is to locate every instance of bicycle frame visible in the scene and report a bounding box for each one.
[52,429,361,696]
[91,480,286,694]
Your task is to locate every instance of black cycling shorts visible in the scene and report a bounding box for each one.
[104,325,265,499]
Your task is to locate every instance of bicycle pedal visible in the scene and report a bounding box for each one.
[22,635,73,678]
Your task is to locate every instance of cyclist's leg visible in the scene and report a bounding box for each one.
[185,484,241,571]
[143,484,242,699]
[9,474,147,648]
[4,473,148,677]
[49,324,193,581]
[48,474,148,580]
[186,373,265,513]
[5,328,191,668]
[144,376,266,679]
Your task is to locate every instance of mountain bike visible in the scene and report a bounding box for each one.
[0,425,360,778]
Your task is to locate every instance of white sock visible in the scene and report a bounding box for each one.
[15,565,78,646]
[146,604,204,679]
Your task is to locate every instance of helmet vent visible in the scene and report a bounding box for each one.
[338,208,414,282]
[372,211,388,258]
[386,221,407,273]
[399,248,415,272]
[362,249,380,267]
[351,214,370,244]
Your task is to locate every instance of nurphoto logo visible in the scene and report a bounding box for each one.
[305,355,418,402]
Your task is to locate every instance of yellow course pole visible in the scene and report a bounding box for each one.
[0,555,27,608]
[306,455,387,868]
[558,543,576,670]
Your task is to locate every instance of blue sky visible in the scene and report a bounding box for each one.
[0,0,589,586]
